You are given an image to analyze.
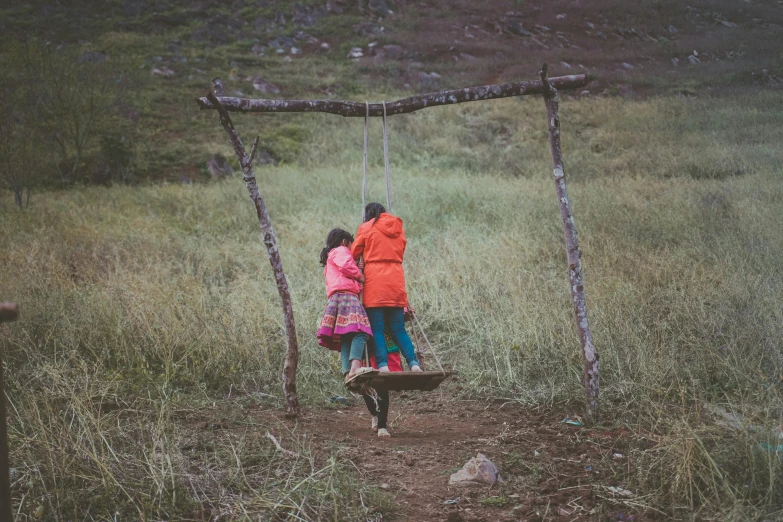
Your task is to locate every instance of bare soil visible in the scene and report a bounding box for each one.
[259,394,656,521]
[361,0,783,96]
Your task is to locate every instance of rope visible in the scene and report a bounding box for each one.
[362,101,369,223]
[411,311,446,375]
[382,101,392,213]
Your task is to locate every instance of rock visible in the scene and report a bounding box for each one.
[560,61,572,68]
[449,453,503,486]
[268,35,296,49]
[556,13,567,20]
[252,77,280,94]
[671,57,680,67]
[580,90,590,95]
[667,24,679,33]
[123,0,143,17]
[459,52,476,61]
[166,42,183,54]
[688,54,701,65]
[320,42,330,50]
[353,21,384,37]
[292,4,326,27]
[206,155,233,178]
[368,0,393,16]
[446,513,465,522]
[191,24,229,44]
[78,51,107,63]
[404,454,414,466]
[622,62,634,69]
[720,20,737,28]
[380,482,390,490]
[347,47,364,59]
[374,44,404,61]
[151,66,175,77]
[505,20,533,37]
[290,47,302,55]
[273,11,286,26]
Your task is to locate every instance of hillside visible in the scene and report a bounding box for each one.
[1,0,781,183]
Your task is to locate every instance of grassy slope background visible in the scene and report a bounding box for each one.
[2,0,783,520]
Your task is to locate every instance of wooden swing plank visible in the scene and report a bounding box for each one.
[346,371,454,392]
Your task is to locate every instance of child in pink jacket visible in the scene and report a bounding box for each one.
[316,228,374,382]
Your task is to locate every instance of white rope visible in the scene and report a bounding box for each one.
[362,101,369,223]
[382,101,392,213]
[411,311,445,375]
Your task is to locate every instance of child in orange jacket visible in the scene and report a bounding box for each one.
[352,203,422,374]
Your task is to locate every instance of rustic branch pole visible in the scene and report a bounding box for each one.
[0,302,19,522]
[196,75,587,117]
[539,64,600,424]
[206,82,300,418]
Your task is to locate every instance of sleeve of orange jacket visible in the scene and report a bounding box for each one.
[351,226,367,260]
[332,247,363,280]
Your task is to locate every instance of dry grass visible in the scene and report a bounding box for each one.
[1,92,783,519]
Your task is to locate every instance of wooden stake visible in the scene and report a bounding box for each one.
[206,82,300,418]
[196,75,588,117]
[539,64,600,424]
[0,301,19,522]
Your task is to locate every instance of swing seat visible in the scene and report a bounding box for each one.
[346,370,454,392]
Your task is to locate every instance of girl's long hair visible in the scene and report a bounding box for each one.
[320,228,354,266]
[363,202,386,224]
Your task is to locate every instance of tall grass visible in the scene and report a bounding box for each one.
[2,92,782,518]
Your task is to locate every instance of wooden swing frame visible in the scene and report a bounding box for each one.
[196,65,600,423]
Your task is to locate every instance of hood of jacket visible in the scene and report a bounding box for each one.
[370,213,403,238]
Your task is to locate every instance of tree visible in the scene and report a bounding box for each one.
[0,89,37,209]
[23,43,127,185]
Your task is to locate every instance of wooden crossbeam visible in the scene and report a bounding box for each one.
[195,74,588,117]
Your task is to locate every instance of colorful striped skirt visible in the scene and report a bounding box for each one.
[317,292,373,352]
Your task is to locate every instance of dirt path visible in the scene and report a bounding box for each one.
[261,394,654,521]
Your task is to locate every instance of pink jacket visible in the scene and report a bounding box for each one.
[324,246,363,297]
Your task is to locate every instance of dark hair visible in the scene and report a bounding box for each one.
[320,228,354,266]
[363,202,386,224]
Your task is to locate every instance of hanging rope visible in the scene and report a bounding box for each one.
[362,101,369,223]
[382,101,392,213]
[411,311,446,375]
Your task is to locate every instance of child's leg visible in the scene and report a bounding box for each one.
[365,308,389,370]
[340,333,355,374]
[376,390,390,429]
[362,393,379,417]
[349,332,369,365]
[387,308,420,369]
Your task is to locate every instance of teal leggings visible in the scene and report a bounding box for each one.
[340,332,369,374]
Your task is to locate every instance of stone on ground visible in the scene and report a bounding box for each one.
[449,453,503,486]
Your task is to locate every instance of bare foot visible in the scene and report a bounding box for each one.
[371,416,378,432]
[377,428,391,438]
[378,365,391,373]
[410,364,423,372]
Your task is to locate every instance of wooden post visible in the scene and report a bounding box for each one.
[206,80,300,418]
[0,302,19,522]
[539,64,600,424]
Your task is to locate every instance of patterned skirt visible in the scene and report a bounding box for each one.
[317,292,373,352]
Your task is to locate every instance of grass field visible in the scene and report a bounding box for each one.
[2,91,783,519]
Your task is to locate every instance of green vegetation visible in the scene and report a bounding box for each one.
[2,91,783,518]
[2,0,783,519]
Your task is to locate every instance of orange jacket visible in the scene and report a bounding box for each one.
[351,213,408,308]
